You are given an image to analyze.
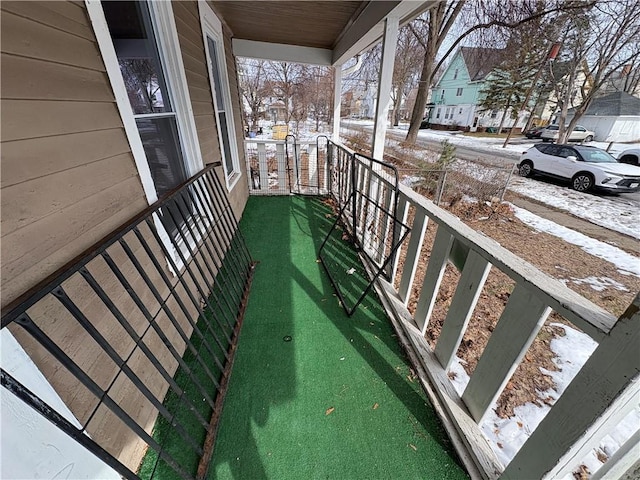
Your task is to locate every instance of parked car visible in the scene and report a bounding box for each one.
[524,126,545,139]
[518,144,640,193]
[540,124,595,142]
[617,148,640,166]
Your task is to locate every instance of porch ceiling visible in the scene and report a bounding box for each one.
[209,0,432,65]
[210,1,364,50]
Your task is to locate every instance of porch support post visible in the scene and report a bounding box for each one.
[371,15,399,160]
[333,65,342,142]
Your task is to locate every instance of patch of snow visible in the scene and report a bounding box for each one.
[508,177,640,239]
[566,276,629,292]
[511,206,640,277]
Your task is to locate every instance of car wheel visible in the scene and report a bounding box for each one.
[518,160,533,177]
[619,154,639,166]
[541,138,549,142]
[584,135,593,142]
[571,172,594,192]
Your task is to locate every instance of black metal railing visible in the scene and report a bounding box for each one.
[319,141,410,315]
[1,164,255,480]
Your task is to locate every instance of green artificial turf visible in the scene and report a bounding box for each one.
[209,196,469,480]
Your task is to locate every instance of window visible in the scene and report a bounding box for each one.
[458,108,463,115]
[441,89,445,101]
[453,68,459,80]
[456,88,463,96]
[436,108,441,119]
[491,110,498,119]
[88,0,203,206]
[200,2,241,190]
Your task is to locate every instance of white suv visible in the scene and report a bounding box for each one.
[540,124,595,142]
[518,144,640,192]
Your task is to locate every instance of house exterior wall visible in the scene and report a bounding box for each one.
[429,50,527,131]
[0,1,149,309]
[1,0,249,473]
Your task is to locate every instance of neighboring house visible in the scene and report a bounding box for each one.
[345,82,377,118]
[601,64,640,97]
[566,91,640,142]
[428,47,528,131]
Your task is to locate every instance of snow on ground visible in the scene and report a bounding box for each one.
[509,177,640,240]
[511,206,640,277]
[449,324,639,477]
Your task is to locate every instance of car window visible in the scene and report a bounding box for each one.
[574,147,618,163]
[546,125,559,131]
[558,147,578,158]
[535,144,550,153]
[544,145,561,157]
[575,126,585,132]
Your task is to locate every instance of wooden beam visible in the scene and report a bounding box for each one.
[333,66,342,141]
[332,1,432,65]
[371,16,398,160]
[232,39,332,65]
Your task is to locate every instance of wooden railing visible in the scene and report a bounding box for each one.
[243,136,329,195]
[248,138,640,480]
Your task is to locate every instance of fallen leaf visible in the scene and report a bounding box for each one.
[497,442,503,449]
[406,375,414,383]
[517,421,523,428]
[346,267,356,275]
[325,407,335,416]
[408,443,417,451]
[372,402,379,410]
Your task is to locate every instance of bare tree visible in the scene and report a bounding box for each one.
[555,0,640,143]
[404,0,597,145]
[390,25,423,126]
[266,61,305,124]
[238,58,268,131]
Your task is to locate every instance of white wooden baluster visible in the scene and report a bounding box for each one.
[462,285,550,423]
[308,143,318,193]
[434,250,491,370]
[398,208,428,305]
[503,294,640,479]
[389,194,409,282]
[257,142,268,192]
[276,142,286,192]
[414,225,454,334]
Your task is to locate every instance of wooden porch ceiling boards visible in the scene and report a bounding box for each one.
[209,1,365,50]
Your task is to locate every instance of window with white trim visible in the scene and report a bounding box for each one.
[87,0,204,265]
[456,88,463,96]
[199,2,241,191]
[453,68,459,80]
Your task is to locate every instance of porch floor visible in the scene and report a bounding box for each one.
[209,196,468,479]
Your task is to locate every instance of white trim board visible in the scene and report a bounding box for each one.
[232,39,332,65]
[199,0,242,191]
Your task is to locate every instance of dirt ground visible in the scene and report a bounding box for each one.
[400,196,639,420]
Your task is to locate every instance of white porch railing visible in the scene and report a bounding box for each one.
[244,137,329,195]
[245,138,640,480]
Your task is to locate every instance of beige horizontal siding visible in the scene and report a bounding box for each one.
[2,2,245,472]
[173,0,248,219]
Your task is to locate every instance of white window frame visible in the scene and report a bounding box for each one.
[199,1,241,192]
[86,0,205,272]
[456,88,463,96]
[85,0,203,205]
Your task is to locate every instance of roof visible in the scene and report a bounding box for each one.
[459,47,506,81]
[568,91,640,116]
